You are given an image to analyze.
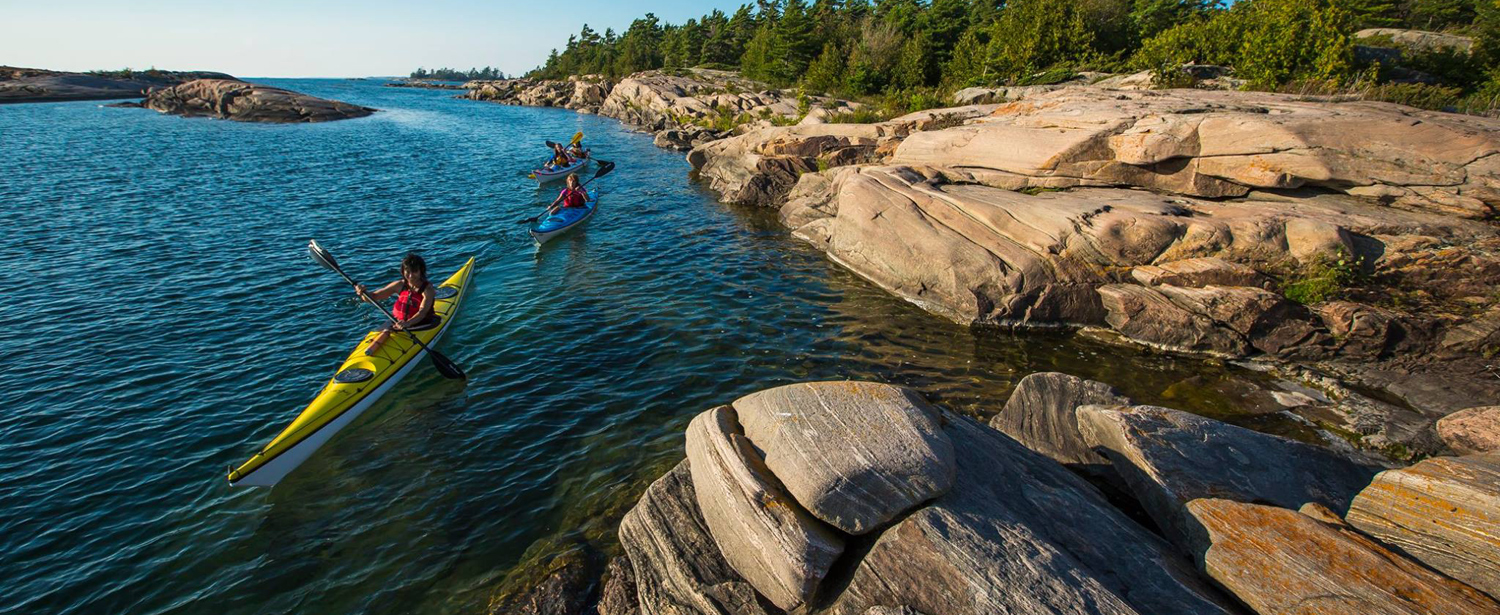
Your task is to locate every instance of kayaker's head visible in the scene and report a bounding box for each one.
[566,174,581,190]
[401,252,428,288]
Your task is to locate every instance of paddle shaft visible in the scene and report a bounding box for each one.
[328,260,461,375]
[527,161,615,224]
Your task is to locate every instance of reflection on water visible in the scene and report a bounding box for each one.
[1,79,1305,615]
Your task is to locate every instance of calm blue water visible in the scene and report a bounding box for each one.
[0,79,1285,614]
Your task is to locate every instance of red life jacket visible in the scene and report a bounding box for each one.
[560,188,587,208]
[393,283,427,321]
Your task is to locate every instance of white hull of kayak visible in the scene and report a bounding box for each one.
[228,323,453,487]
[533,157,589,183]
[530,201,598,246]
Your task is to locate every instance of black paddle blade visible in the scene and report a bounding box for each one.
[307,239,341,272]
[594,160,615,178]
[427,347,466,380]
[544,140,558,149]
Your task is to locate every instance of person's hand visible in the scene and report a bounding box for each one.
[391,322,405,332]
[355,284,368,298]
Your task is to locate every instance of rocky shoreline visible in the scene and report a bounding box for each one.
[460,66,1500,614]
[0,66,234,104]
[462,67,1500,455]
[131,78,377,123]
[495,378,1500,615]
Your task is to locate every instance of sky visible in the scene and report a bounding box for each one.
[1,0,746,77]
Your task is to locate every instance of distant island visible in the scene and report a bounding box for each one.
[409,66,507,81]
[0,66,233,104]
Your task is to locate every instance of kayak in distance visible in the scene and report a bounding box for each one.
[531,152,589,183]
[227,256,477,487]
[530,189,598,246]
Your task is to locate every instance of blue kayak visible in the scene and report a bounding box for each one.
[530,190,598,245]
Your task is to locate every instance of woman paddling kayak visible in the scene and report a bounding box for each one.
[542,174,589,217]
[355,253,436,355]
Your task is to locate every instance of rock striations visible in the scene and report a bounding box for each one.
[600,378,1500,614]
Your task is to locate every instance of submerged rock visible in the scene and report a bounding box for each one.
[731,381,955,535]
[825,415,1236,615]
[1078,404,1380,553]
[1184,498,1500,614]
[618,461,782,615]
[142,79,375,123]
[1345,453,1500,599]
[597,556,639,615]
[684,406,844,610]
[484,545,600,615]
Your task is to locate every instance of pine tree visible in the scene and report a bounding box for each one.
[894,28,934,88]
[801,41,848,94]
[774,0,820,83]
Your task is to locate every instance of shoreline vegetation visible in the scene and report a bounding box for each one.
[455,1,1500,612]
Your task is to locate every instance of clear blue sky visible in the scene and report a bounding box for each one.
[1,0,746,77]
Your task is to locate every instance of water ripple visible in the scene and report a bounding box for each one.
[0,79,1290,615]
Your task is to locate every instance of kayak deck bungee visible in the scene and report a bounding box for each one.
[532,153,589,183]
[530,190,598,246]
[227,257,476,487]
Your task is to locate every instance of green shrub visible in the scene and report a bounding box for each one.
[1282,252,1363,304]
[824,106,890,124]
[1134,0,1357,90]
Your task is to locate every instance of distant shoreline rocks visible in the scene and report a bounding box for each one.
[0,66,232,104]
[137,78,377,123]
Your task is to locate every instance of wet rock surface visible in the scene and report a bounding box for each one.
[1185,498,1500,614]
[142,79,376,123]
[1346,453,1500,599]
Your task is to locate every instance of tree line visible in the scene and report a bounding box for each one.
[410,67,508,81]
[527,0,1500,114]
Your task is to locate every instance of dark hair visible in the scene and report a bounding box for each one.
[401,252,428,285]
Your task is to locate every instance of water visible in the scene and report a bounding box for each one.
[0,80,1298,614]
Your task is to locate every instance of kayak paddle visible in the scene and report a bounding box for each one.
[518,160,616,225]
[307,240,467,380]
[570,131,584,146]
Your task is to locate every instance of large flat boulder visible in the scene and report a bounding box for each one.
[1346,453,1500,599]
[1078,405,1380,553]
[685,407,844,610]
[1185,498,1500,615]
[776,164,1499,344]
[143,79,375,123]
[731,382,955,535]
[892,87,1500,219]
[824,415,1236,615]
[1436,406,1500,454]
[618,461,783,615]
[988,372,1129,470]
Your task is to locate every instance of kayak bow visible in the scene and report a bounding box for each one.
[227,257,476,487]
[530,190,598,246]
[531,152,589,183]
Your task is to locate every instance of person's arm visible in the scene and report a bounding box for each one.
[545,191,566,215]
[356,280,403,302]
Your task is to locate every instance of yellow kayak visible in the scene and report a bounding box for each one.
[228,257,476,487]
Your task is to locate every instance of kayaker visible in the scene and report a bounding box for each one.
[355,253,436,355]
[567,141,587,160]
[547,143,574,170]
[543,174,589,217]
